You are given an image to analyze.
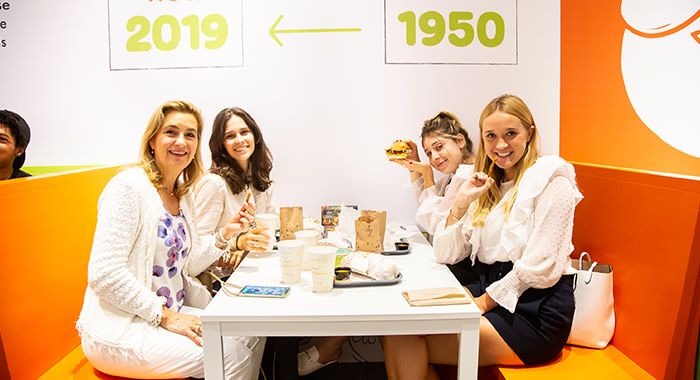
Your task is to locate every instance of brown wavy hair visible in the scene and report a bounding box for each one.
[420,111,474,164]
[138,100,204,197]
[209,107,273,195]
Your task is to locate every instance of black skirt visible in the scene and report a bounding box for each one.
[448,259,575,365]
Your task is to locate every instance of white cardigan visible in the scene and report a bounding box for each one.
[414,164,474,235]
[76,168,223,352]
[193,172,276,235]
[433,156,583,313]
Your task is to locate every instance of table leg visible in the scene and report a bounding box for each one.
[457,318,479,380]
[203,321,225,380]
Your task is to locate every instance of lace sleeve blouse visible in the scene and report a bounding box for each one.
[432,156,583,312]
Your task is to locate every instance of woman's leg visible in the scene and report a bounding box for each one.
[382,316,522,379]
[313,336,346,363]
[382,335,440,380]
[136,326,263,379]
[477,317,522,366]
[297,336,346,375]
[424,317,523,367]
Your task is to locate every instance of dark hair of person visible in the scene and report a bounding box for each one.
[420,111,474,163]
[209,107,273,195]
[0,110,31,170]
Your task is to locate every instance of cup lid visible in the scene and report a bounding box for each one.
[306,245,337,255]
[277,239,304,248]
[295,229,320,237]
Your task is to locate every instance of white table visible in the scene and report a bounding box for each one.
[201,241,481,379]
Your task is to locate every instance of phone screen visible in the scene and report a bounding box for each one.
[239,285,290,298]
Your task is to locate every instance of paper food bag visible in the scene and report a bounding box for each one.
[355,210,387,253]
[279,206,303,240]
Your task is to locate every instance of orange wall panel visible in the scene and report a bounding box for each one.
[571,163,700,379]
[561,1,700,176]
[0,166,127,379]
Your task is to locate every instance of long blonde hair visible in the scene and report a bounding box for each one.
[138,100,204,197]
[471,95,540,226]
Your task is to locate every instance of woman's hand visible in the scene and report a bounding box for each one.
[160,306,203,346]
[464,286,498,314]
[390,141,430,173]
[390,157,433,177]
[221,200,256,240]
[403,140,420,162]
[236,227,271,252]
[388,140,435,189]
[455,172,494,208]
[217,249,246,271]
[446,172,494,227]
[473,293,499,315]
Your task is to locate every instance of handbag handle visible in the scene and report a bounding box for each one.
[578,251,598,284]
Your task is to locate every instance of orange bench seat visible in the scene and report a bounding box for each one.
[39,345,184,380]
[490,345,654,379]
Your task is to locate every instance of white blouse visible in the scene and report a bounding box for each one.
[414,164,474,235]
[433,156,583,313]
[193,172,276,236]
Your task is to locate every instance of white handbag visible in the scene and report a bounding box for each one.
[567,252,616,348]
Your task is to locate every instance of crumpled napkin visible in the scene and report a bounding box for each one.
[340,251,400,281]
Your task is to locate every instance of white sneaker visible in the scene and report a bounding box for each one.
[297,346,338,376]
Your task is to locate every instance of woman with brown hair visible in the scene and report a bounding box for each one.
[390,111,475,236]
[194,107,275,271]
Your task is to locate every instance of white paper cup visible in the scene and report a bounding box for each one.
[255,213,279,251]
[307,246,337,293]
[294,229,321,270]
[277,239,304,284]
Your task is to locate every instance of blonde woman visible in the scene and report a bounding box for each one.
[383,95,582,379]
[76,101,265,379]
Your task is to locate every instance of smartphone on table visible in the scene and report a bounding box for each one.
[239,285,291,298]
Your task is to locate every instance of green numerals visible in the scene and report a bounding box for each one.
[398,10,504,48]
[126,14,229,52]
[477,12,505,48]
[126,16,151,52]
[202,14,228,49]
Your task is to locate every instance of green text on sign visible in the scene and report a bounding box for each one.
[126,14,228,52]
[397,10,505,48]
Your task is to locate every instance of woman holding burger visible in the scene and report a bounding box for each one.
[389,111,475,236]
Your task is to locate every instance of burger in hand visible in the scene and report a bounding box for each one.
[385,140,412,159]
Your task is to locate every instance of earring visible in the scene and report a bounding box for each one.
[150,149,154,155]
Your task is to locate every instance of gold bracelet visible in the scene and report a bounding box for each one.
[448,209,462,222]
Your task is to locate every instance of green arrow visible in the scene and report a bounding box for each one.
[269,15,362,47]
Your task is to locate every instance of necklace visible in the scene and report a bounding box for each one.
[160,187,177,197]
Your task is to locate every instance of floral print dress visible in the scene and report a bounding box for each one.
[152,209,190,311]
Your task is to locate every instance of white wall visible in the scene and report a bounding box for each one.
[0,0,560,224]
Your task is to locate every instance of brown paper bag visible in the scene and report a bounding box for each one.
[279,206,303,240]
[355,210,387,253]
